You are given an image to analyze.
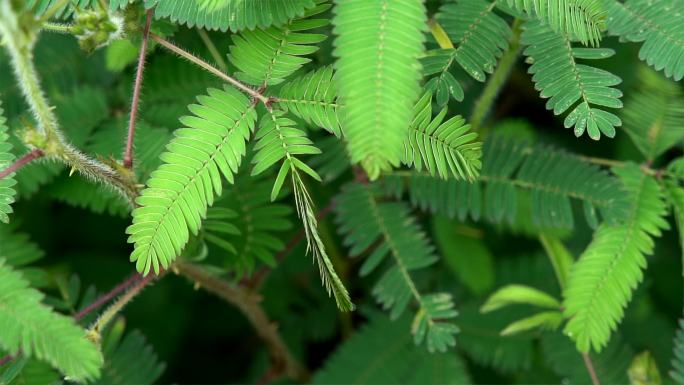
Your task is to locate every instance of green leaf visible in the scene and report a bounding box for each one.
[335,183,458,352]
[276,66,342,137]
[563,164,670,352]
[313,313,471,384]
[606,0,684,81]
[622,66,684,161]
[500,311,563,336]
[144,0,316,32]
[522,20,623,140]
[671,319,684,384]
[333,0,426,179]
[385,132,629,232]
[506,0,606,45]
[0,103,16,224]
[204,172,293,276]
[403,92,482,181]
[481,284,561,313]
[127,85,257,275]
[0,260,102,381]
[458,301,535,372]
[228,3,328,87]
[92,327,165,385]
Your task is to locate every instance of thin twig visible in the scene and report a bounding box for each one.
[0,149,44,179]
[150,33,270,105]
[74,273,143,321]
[87,272,160,337]
[175,261,309,383]
[123,9,154,169]
[582,353,601,385]
[241,201,335,289]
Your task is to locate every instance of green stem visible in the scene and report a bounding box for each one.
[470,19,523,132]
[42,22,73,34]
[86,273,159,341]
[0,1,139,205]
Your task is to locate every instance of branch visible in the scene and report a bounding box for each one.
[175,260,309,383]
[0,3,140,206]
[123,9,154,169]
[149,33,271,105]
[0,149,43,179]
[583,353,602,385]
[86,271,160,341]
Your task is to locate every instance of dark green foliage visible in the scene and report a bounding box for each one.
[0,260,102,382]
[522,20,622,140]
[314,313,471,384]
[335,183,458,352]
[2,0,684,383]
[385,132,628,231]
[0,104,16,224]
[606,0,684,81]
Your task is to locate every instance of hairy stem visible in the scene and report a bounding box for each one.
[470,19,523,132]
[197,28,228,72]
[42,22,72,34]
[175,260,308,383]
[150,33,270,105]
[0,149,44,179]
[124,9,154,169]
[87,272,159,339]
[0,2,140,205]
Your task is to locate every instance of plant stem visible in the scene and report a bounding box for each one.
[123,9,154,169]
[197,28,228,72]
[470,19,523,132]
[74,273,144,321]
[0,2,140,206]
[583,353,602,385]
[42,22,73,34]
[150,33,270,105]
[87,272,159,338]
[175,260,308,383]
[0,149,43,179]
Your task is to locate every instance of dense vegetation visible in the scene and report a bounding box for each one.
[0,0,683,383]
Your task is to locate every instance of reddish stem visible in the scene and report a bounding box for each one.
[74,273,143,321]
[0,149,44,179]
[123,9,154,169]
